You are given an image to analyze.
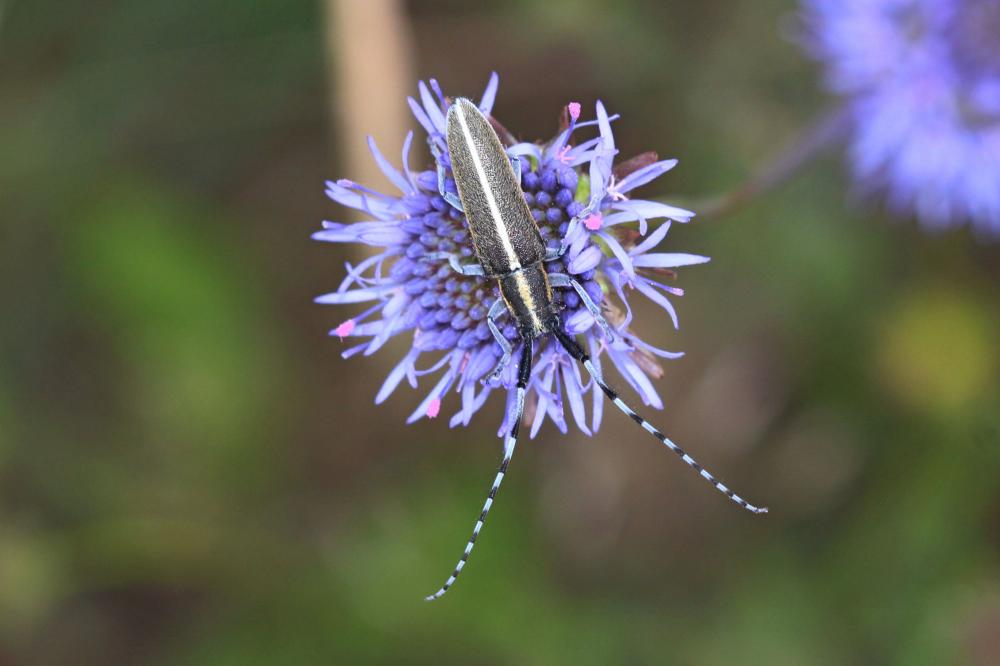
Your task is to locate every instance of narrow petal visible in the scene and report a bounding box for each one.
[401,131,417,190]
[376,349,420,404]
[610,350,663,409]
[368,136,412,194]
[341,342,369,359]
[611,199,695,223]
[595,100,615,153]
[508,142,543,160]
[406,354,460,424]
[313,223,409,247]
[530,364,556,438]
[451,380,492,427]
[314,286,394,305]
[562,361,592,436]
[324,181,399,220]
[479,71,500,114]
[419,80,446,134]
[633,279,680,329]
[428,79,447,107]
[629,219,672,256]
[336,251,389,293]
[565,308,595,334]
[630,335,685,360]
[607,270,635,329]
[614,159,678,193]
[597,230,636,279]
[568,244,603,274]
[407,96,437,137]
[632,253,711,269]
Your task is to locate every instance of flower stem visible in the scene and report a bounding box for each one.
[691,105,851,220]
[323,0,415,196]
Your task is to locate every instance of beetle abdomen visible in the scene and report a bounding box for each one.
[446,98,546,277]
[498,266,558,338]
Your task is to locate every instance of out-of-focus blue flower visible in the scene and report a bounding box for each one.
[315,74,703,438]
[803,0,1000,236]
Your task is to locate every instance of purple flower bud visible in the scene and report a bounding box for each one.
[540,170,558,193]
[555,188,574,208]
[522,171,540,191]
[557,167,578,191]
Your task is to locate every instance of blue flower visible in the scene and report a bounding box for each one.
[803,0,1000,236]
[314,73,703,438]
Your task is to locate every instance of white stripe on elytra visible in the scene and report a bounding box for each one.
[453,102,521,270]
[512,272,543,333]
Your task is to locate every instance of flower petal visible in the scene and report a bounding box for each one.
[407,96,437,137]
[376,349,420,404]
[633,279,679,329]
[597,230,636,279]
[629,218,672,256]
[568,244,603,274]
[406,355,460,424]
[611,199,694,224]
[479,71,500,115]
[368,136,412,194]
[314,286,393,305]
[610,350,663,409]
[614,159,678,193]
[562,361,592,436]
[419,80,447,134]
[632,253,711,269]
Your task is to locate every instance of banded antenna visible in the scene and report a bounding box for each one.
[551,328,768,514]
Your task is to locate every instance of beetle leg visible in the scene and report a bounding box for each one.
[421,252,485,276]
[437,161,465,212]
[510,155,522,185]
[543,245,565,261]
[483,298,513,383]
[430,142,465,213]
[549,273,615,342]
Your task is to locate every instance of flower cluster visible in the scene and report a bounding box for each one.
[315,74,704,438]
[802,0,1000,237]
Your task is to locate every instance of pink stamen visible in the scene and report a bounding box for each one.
[567,102,581,121]
[426,398,442,418]
[584,214,603,231]
[334,319,356,339]
[556,145,573,164]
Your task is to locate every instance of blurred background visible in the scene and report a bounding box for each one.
[2,1,999,664]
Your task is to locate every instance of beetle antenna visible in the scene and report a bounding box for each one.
[425,337,534,601]
[551,328,768,515]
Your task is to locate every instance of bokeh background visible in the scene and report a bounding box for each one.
[3,1,1000,664]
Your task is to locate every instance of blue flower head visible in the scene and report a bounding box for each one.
[803,0,1000,236]
[315,73,702,439]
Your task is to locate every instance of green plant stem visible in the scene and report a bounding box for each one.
[690,106,851,221]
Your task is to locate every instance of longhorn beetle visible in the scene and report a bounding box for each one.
[424,98,767,601]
